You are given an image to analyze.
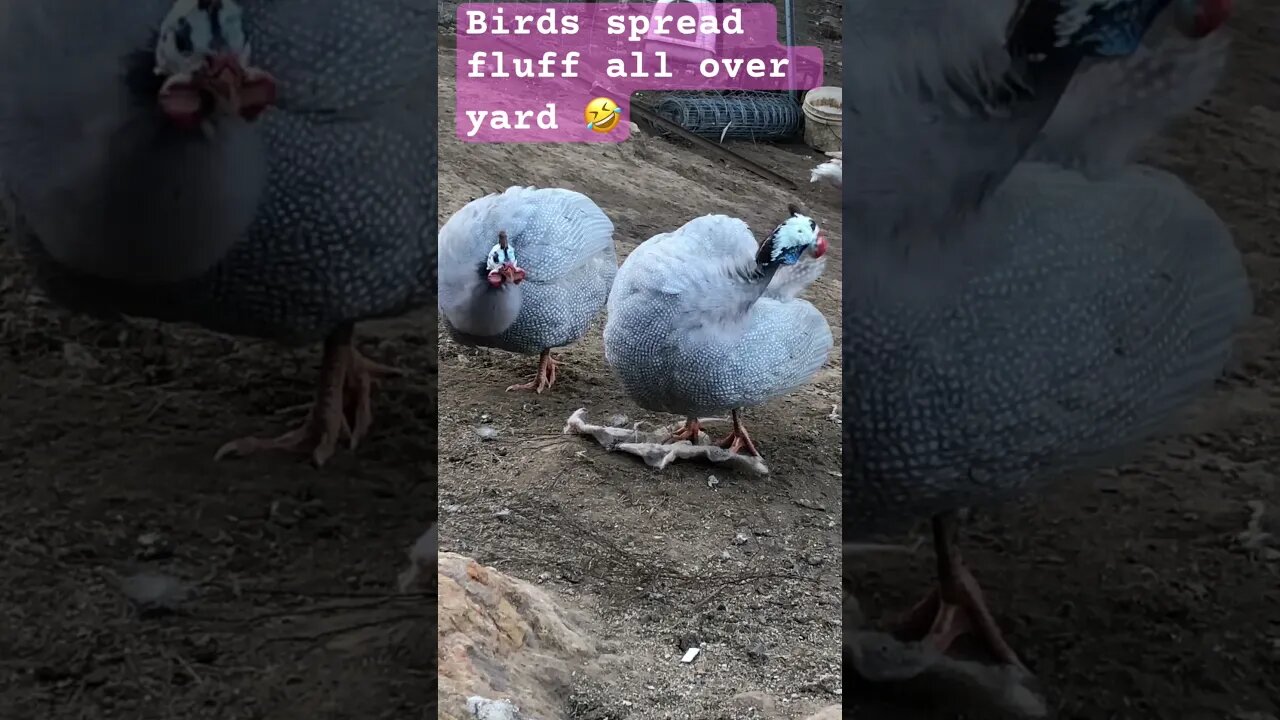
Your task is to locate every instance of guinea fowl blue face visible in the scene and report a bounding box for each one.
[154,0,278,129]
[758,211,828,267]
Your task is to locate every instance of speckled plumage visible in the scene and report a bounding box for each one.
[438,187,617,356]
[0,0,435,346]
[604,215,833,418]
[842,2,1250,539]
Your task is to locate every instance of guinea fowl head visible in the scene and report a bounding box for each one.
[1172,0,1232,38]
[153,0,277,130]
[756,204,828,267]
[486,230,523,286]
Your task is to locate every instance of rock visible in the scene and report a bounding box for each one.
[467,696,528,720]
[728,691,777,714]
[438,552,599,720]
[813,15,842,39]
[802,705,842,720]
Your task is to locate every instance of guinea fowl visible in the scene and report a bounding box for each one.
[438,187,617,394]
[604,207,832,458]
[0,0,435,467]
[810,152,842,189]
[843,0,1245,670]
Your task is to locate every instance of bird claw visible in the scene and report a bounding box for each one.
[213,344,396,466]
[714,427,761,457]
[505,351,557,393]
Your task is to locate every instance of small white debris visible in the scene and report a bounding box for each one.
[494,508,512,519]
[62,342,101,369]
[480,413,492,423]
[398,525,437,592]
[733,532,750,545]
[476,426,500,441]
[119,572,188,613]
[1236,500,1275,561]
[826,404,841,423]
[680,647,701,663]
[707,475,720,489]
[608,414,629,427]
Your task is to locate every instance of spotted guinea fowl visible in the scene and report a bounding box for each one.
[438,186,617,393]
[0,0,435,467]
[843,0,1243,670]
[604,207,832,458]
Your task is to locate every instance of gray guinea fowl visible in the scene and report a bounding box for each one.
[438,186,617,393]
[0,0,435,467]
[604,208,832,457]
[842,0,1246,670]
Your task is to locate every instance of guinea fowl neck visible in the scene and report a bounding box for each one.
[733,256,782,304]
[70,46,271,283]
[450,263,522,337]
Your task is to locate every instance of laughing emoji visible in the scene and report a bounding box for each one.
[584,97,622,133]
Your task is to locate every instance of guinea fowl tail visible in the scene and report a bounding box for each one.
[757,303,833,405]
[1026,18,1230,177]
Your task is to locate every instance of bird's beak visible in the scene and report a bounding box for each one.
[813,231,828,258]
[200,52,278,121]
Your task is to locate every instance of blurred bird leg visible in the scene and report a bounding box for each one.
[714,409,761,456]
[844,536,926,555]
[506,348,557,393]
[894,511,1027,671]
[214,322,405,466]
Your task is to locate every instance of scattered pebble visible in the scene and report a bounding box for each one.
[707,475,720,489]
[728,691,777,714]
[118,572,188,615]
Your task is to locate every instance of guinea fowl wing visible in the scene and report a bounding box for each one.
[1026,13,1230,176]
[440,187,615,286]
[848,164,1250,529]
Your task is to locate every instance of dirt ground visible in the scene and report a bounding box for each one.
[0,280,436,719]
[435,2,845,718]
[850,4,1280,720]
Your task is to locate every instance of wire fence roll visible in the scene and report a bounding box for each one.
[651,91,802,141]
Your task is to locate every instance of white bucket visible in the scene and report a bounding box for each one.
[801,86,842,153]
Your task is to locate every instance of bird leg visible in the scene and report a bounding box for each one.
[893,512,1027,670]
[214,324,404,467]
[714,409,761,456]
[663,417,703,445]
[506,349,557,393]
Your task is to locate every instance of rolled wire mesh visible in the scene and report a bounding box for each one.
[651,90,801,141]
